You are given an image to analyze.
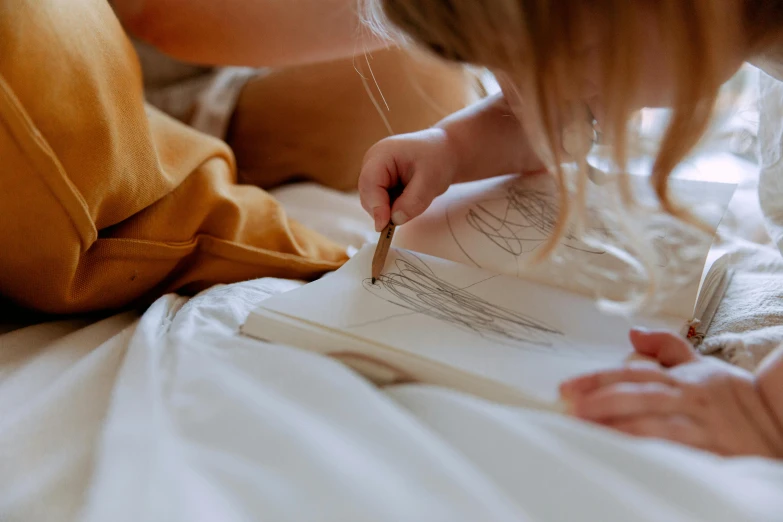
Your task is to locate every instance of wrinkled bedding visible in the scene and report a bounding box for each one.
[3,153,783,521]
[3,274,783,522]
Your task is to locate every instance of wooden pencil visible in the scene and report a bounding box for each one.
[371,221,396,283]
[371,184,405,283]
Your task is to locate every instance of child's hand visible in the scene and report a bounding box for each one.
[359,128,458,232]
[560,329,783,458]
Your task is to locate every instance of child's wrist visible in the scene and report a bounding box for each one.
[431,125,464,184]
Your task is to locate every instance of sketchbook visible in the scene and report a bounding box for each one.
[242,173,737,410]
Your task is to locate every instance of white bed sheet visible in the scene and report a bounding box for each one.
[3,277,783,522]
[2,177,783,522]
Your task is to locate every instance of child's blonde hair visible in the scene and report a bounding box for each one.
[364,0,780,255]
[363,0,783,313]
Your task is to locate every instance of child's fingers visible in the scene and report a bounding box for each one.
[389,166,450,226]
[358,160,396,232]
[372,205,392,233]
[629,328,698,367]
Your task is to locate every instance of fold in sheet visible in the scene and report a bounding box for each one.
[1,277,782,522]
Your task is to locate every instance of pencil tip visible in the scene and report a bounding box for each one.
[371,277,376,284]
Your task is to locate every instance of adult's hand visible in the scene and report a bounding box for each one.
[561,329,783,458]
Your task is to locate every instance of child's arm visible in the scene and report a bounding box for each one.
[435,92,542,184]
[358,93,544,231]
[113,0,387,67]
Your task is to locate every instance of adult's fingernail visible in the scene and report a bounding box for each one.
[392,210,409,226]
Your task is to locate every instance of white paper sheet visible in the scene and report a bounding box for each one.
[393,173,737,319]
[260,245,678,403]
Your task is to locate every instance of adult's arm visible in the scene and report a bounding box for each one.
[113,0,389,67]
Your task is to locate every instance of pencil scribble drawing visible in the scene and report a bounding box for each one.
[447,181,672,270]
[450,184,609,264]
[356,251,563,348]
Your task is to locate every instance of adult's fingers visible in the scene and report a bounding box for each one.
[570,381,698,421]
[605,415,710,451]
[630,328,698,367]
[560,362,672,400]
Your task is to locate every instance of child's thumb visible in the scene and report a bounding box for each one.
[630,328,698,367]
[390,171,448,226]
[390,195,425,227]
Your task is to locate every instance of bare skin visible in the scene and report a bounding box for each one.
[357,0,782,458]
[112,0,387,67]
[561,330,783,459]
[112,0,479,191]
